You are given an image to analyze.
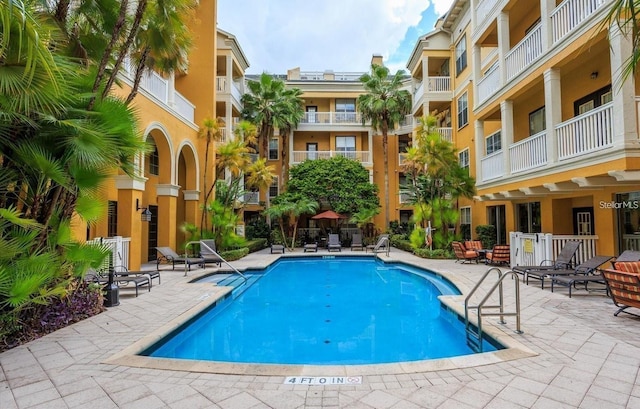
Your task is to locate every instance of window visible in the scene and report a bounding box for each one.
[107,201,118,237]
[457,92,468,129]
[269,176,279,199]
[146,137,159,176]
[269,138,278,160]
[459,148,470,171]
[455,34,467,75]
[529,107,546,135]
[517,202,541,233]
[486,131,502,155]
[335,98,356,122]
[460,207,471,241]
[336,136,356,159]
[573,85,612,116]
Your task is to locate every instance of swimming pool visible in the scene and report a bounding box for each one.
[142,257,501,365]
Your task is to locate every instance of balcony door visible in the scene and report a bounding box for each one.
[306,106,317,123]
[306,143,318,160]
[147,205,158,261]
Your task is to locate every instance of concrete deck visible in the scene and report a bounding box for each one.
[1,248,639,408]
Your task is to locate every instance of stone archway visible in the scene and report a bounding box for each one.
[176,141,200,246]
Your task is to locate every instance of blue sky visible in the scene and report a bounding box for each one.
[217,0,454,75]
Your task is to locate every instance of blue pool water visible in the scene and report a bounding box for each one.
[143,257,500,365]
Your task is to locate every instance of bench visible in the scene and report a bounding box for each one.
[602,261,640,317]
[271,244,285,254]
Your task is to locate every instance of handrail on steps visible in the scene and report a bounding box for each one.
[185,241,247,284]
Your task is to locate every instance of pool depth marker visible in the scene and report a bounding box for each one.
[284,376,362,385]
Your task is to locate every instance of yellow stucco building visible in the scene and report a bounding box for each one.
[82,0,640,268]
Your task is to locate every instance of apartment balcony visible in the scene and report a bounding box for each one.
[299,112,366,127]
[438,127,453,143]
[243,191,260,205]
[413,76,451,112]
[476,0,607,104]
[122,58,195,123]
[399,190,412,204]
[478,103,614,183]
[291,150,371,165]
[216,76,243,107]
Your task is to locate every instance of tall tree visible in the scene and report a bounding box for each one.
[241,73,304,167]
[603,0,640,83]
[358,64,411,228]
[198,117,225,233]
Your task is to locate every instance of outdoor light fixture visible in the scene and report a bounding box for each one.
[136,199,152,222]
[590,71,598,79]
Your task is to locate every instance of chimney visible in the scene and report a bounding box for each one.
[371,54,384,67]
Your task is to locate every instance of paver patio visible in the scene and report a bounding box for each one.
[1,248,640,408]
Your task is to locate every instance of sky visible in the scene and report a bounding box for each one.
[217,0,455,75]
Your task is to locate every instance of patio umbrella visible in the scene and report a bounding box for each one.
[311,210,347,235]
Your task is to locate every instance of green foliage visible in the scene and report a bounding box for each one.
[413,248,454,259]
[266,193,318,250]
[409,228,426,249]
[245,217,270,239]
[475,225,497,249]
[287,156,380,215]
[389,235,413,252]
[219,248,250,261]
[245,238,268,253]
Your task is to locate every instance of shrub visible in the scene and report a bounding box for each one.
[475,225,497,249]
[414,248,454,259]
[389,235,413,252]
[245,238,268,253]
[219,248,249,261]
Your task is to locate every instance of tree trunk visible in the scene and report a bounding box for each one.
[280,129,289,185]
[382,130,390,229]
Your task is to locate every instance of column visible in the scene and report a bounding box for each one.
[183,190,201,231]
[157,184,180,251]
[540,0,555,51]
[422,56,429,92]
[609,23,638,147]
[168,72,176,108]
[500,100,514,176]
[497,12,510,86]
[115,176,147,270]
[544,68,561,164]
[474,119,485,182]
[472,44,482,105]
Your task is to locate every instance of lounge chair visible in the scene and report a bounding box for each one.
[366,234,389,253]
[602,262,640,316]
[113,265,161,286]
[485,245,510,266]
[271,244,285,254]
[303,242,318,252]
[452,241,479,264]
[512,240,581,277]
[464,240,483,252]
[612,250,640,268]
[86,269,151,297]
[155,246,204,270]
[528,255,613,289]
[327,234,342,252]
[200,240,223,267]
[351,233,364,251]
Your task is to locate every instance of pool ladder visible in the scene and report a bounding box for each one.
[464,267,523,352]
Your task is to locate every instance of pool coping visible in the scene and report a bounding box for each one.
[104,254,538,376]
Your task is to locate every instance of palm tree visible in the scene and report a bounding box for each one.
[241,73,304,168]
[603,1,640,83]
[358,64,411,228]
[266,194,318,250]
[198,117,225,233]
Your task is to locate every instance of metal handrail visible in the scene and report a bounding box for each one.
[465,268,523,352]
[185,241,247,284]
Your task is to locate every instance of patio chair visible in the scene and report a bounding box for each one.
[464,240,483,252]
[602,262,640,316]
[551,256,613,298]
[270,244,285,254]
[351,233,364,251]
[512,240,581,277]
[303,242,318,252]
[86,269,151,297]
[527,255,613,289]
[366,234,389,254]
[112,265,161,286]
[327,234,342,252]
[155,246,204,270]
[612,250,640,269]
[200,240,223,267]
[451,241,479,264]
[485,245,510,266]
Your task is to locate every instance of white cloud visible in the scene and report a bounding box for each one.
[218,0,454,74]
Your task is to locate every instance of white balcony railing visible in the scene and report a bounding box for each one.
[300,112,363,125]
[477,64,500,103]
[230,81,243,103]
[139,71,169,103]
[399,191,412,204]
[174,91,195,123]
[551,0,608,44]
[505,23,543,81]
[292,150,371,163]
[413,81,424,103]
[427,76,451,92]
[476,0,500,28]
[438,127,453,143]
[480,150,504,182]
[556,103,613,160]
[216,76,227,92]
[510,130,548,174]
